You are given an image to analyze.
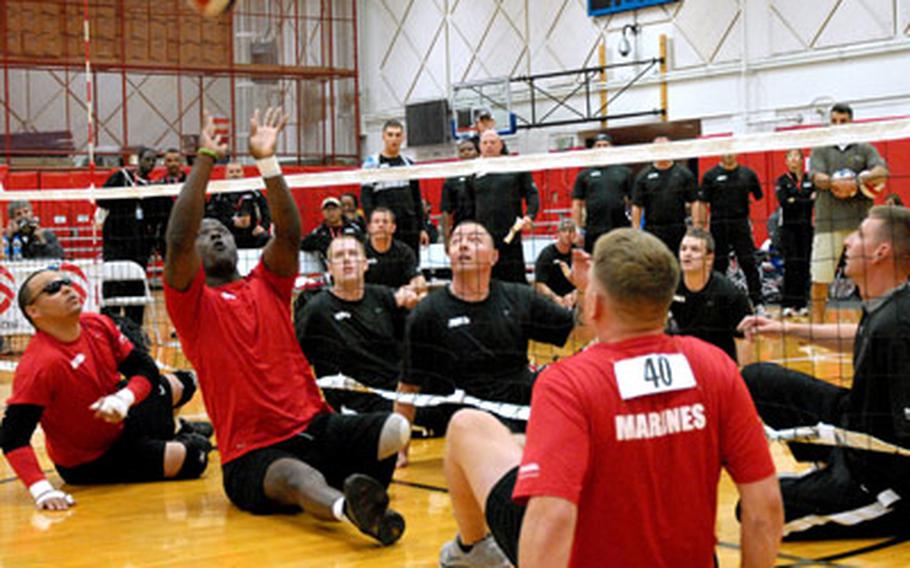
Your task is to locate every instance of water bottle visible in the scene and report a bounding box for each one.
[11,235,22,261]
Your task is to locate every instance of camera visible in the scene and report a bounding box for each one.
[15,217,37,235]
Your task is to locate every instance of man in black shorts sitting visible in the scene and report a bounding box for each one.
[1,269,211,510]
[163,108,410,546]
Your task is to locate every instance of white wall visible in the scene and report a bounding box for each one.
[358,0,910,158]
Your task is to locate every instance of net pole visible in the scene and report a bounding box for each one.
[83,0,100,264]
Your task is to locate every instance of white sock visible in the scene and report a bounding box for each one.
[332,497,347,521]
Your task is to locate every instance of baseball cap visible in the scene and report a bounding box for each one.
[558,218,577,231]
[475,108,493,121]
[321,197,341,209]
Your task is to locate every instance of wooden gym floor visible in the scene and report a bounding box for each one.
[1,306,908,567]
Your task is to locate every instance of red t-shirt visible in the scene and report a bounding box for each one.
[513,334,775,568]
[164,261,330,464]
[7,313,134,467]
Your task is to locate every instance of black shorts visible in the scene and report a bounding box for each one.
[322,389,453,438]
[485,466,525,565]
[56,376,176,485]
[221,411,395,515]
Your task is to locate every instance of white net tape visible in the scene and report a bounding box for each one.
[2,118,909,201]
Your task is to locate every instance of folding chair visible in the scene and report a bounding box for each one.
[99,260,161,343]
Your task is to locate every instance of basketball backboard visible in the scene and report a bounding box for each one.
[451,77,516,140]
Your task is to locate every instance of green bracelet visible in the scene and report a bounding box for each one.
[198,148,219,160]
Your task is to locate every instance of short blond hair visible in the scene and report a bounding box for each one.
[592,228,679,321]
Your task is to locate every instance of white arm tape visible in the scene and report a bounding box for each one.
[257,156,282,179]
[29,480,74,507]
[92,388,135,419]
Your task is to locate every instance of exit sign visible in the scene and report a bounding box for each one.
[588,0,679,17]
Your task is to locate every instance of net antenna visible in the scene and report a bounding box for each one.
[450,77,516,140]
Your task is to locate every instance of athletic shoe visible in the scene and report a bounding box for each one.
[177,418,214,439]
[782,307,795,318]
[343,474,405,546]
[439,534,511,567]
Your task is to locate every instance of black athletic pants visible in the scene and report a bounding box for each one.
[56,375,176,484]
[742,363,908,539]
[492,238,527,284]
[780,223,813,310]
[711,219,761,306]
[646,224,686,259]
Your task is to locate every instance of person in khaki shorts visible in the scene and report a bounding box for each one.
[809,103,888,323]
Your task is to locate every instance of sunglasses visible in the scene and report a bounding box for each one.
[31,277,73,303]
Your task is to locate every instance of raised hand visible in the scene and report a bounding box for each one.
[249,107,288,160]
[569,249,592,293]
[199,113,228,159]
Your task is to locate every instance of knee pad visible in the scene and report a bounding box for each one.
[176,432,212,479]
[173,370,198,408]
[377,414,411,460]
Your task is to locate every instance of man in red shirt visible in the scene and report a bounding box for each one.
[1,269,212,510]
[163,108,409,546]
[439,228,783,568]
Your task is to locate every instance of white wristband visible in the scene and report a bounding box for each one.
[256,155,282,179]
[28,480,54,501]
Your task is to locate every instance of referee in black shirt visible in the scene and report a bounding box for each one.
[695,153,764,307]
[473,130,540,284]
[631,137,699,255]
[571,133,632,252]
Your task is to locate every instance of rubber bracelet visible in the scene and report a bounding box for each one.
[257,155,282,179]
[197,148,219,161]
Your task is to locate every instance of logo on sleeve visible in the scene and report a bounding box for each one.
[220,291,237,301]
[70,353,86,370]
[517,463,540,480]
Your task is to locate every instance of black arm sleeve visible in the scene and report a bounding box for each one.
[410,179,424,228]
[526,287,575,346]
[117,348,160,389]
[571,170,587,200]
[0,404,42,453]
[750,170,764,200]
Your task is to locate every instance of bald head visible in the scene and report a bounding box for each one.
[479,130,503,158]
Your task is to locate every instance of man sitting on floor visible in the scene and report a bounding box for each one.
[670,227,752,362]
[440,228,782,567]
[739,205,910,539]
[164,108,409,546]
[1,269,212,510]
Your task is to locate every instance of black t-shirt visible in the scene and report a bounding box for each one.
[669,271,751,362]
[441,175,475,226]
[699,164,763,221]
[631,164,698,227]
[361,154,423,226]
[99,168,153,258]
[295,285,405,390]
[300,219,363,259]
[365,239,419,288]
[534,243,575,297]
[572,166,632,233]
[775,172,815,227]
[847,283,910,492]
[473,172,540,239]
[403,280,574,402]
